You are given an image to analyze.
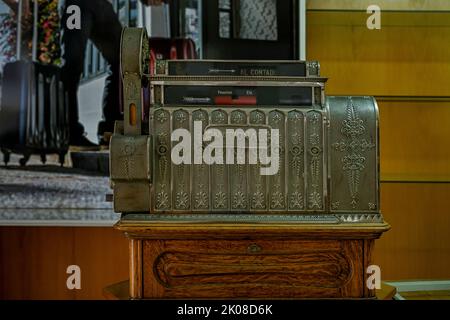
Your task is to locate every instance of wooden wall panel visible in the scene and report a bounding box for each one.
[379,101,450,179]
[307,0,450,11]
[307,11,450,178]
[376,183,450,280]
[0,227,128,300]
[308,9,450,282]
[307,11,450,97]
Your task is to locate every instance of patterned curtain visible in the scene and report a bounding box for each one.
[239,0,278,41]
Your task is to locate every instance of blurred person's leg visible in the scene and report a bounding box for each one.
[60,0,97,146]
[89,0,123,141]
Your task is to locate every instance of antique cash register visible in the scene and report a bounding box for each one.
[110,28,389,299]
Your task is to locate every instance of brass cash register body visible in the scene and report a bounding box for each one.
[110,28,389,299]
[112,30,380,223]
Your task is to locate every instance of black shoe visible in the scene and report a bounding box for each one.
[69,135,100,151]
[97,120,116,146]
[98,132,113,147]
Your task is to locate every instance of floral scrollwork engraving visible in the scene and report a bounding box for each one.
[175,189,189,209]
[232,190,247,209]
[156,188,169,209]
[156,133,169,209]
[332,99,375,209]
[214,189,227,209]
[212,110,227,124]
[289,190,304,209]
[307,111,323,210]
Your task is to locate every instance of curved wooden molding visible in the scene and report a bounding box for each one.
[154,250,353,289]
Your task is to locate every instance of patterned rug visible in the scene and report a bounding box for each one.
[0,166,112,209]
[0,153,116,223]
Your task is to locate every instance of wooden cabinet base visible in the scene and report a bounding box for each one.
[115,219,390,299]
[103,280,397,300]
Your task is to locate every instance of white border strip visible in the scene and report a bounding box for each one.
[0,219,118,227]
[386,280,450,292]
[299,0,306,60]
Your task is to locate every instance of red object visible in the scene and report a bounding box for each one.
[120,38,198,118]
[148,37,197,75]
[149,50,157,75]
[214,96,257,105]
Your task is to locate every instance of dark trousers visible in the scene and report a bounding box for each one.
[60,0,122,139]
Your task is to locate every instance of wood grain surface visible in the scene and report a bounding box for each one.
[307,8,450,283]
[140,238,366,299]
[0,227,128,300]
[115,221,388,299]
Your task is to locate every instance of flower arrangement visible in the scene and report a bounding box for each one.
[37,0,61,65]
[0,13,17,72]
[0,0,61,69]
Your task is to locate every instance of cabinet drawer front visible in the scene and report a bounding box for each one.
[141,239,364,299]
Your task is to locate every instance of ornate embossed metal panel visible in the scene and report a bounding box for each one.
[147,107,327,214]
[328,96,379,214]
[111,28,383,223]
